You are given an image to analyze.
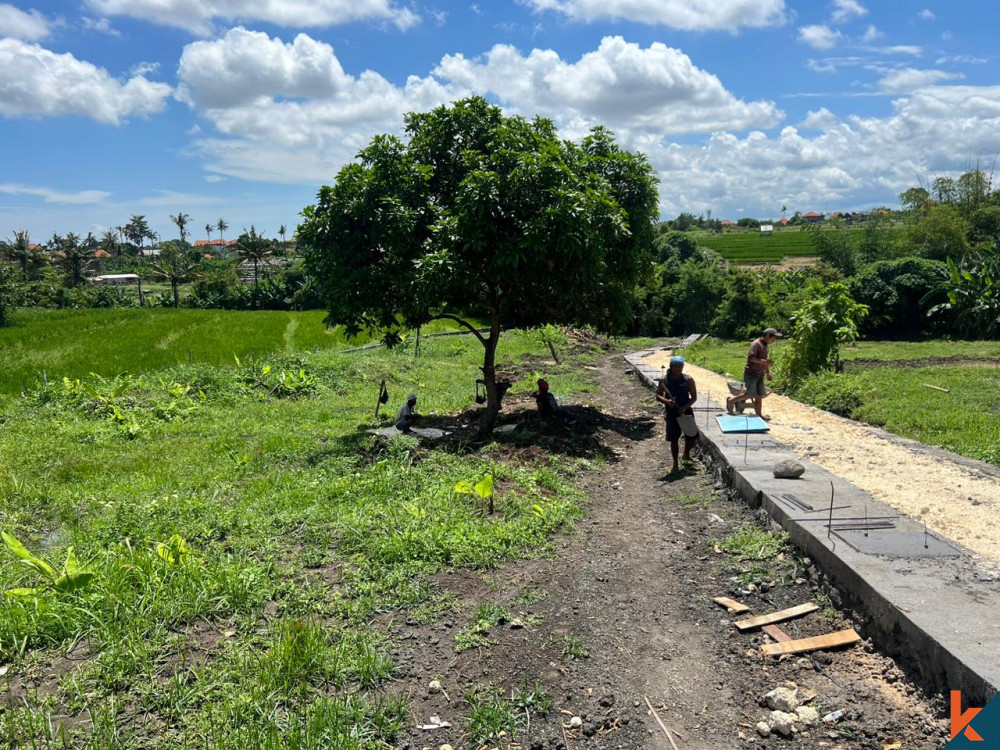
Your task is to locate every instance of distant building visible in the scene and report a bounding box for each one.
[778,218,789,226]
[92,273,140,286]
[802,211,825,223]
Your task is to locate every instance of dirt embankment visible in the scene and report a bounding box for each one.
[640,350,1000,568]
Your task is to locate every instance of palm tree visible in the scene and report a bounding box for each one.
[125,215,151,253]
[216,217,229,244]
[170,212,192,250]
[54,232,97,287]
[149,242,201,308]
[100,229,119,265]
[234,225,274,292]
[5,230,32,276]
[278,224,287,257]
[205,223,213,247]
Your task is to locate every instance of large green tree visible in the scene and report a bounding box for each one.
[53,232,96,287]
[299,97,658,433]
[234,226,274,292]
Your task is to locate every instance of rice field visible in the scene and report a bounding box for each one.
[696,230,819,263]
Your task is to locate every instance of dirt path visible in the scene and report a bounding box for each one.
[639,350,1000,568]
[392,354,948,749]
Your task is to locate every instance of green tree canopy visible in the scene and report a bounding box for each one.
[299,97,659,433]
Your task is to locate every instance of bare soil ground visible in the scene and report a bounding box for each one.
[386,355,949,749]
[640,350,1000,568]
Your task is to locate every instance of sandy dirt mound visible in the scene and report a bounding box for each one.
[640,350,1000,567]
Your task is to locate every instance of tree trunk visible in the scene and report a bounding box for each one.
[477,311,502,437]
[172,280,180,308]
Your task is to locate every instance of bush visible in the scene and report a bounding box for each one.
[849,257,946,337]
[793,371,867,419]
[665,258,728,335]
[779,282,868,388]
[710,271,767,339]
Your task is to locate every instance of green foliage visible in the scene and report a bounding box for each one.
[465,683,522,745]
[664,257,728,334]
[156,534,191,565]
[561,634,587,660]
[299,97,659,433]
[2,531,95,597]
[513,679,553,716]
[849,257,947,337]
[906,203,970,261]
[793,371,867,419]
[780,282,868,388]
[710,270,768,339]
[809,223,859,276]
[930,247,1000,339]
[454,473,496,512]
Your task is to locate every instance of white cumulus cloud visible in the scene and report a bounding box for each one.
[84,0,419,35]
[830,0,867,24]
[879,67,964,93]
[521,0,786,31]
[0,38,173,124]
[861,25,882,42]
[801,108,838,130]
[0,3,50,40]
[646,85,1000,219]
[799,25,842,50]
[433,36,782,136]
[918,9,935,20]
[178,32,782,182]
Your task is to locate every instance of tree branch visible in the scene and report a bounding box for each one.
[429,314,488,346]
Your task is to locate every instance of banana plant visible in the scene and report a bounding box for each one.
[2,531,95,598]
[454,474,496,514]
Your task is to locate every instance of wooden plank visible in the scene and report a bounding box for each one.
[734,602,819,631]
[762,624,792,643]
[761,628,861,657]
[713,597,751,614]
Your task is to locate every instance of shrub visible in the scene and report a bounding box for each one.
[779,282,868,388]
[794,371,867,419]
[849,257,947,337]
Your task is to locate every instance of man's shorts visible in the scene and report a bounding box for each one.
[666,412,699,442]
[744,373,768,397]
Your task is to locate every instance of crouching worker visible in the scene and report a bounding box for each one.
[394,393,420,432]
[533,378,560,418]
[656,356,699,472]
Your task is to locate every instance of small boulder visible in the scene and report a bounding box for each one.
[756,721,771,738]
[773,459,805,479]
[765,686,800,712]
[795,706,820,727]
[428,680,442,695]
[770,710,798,736]
[569,716,583,728]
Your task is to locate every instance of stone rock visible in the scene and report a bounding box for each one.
[770,710,798,736]
[773,459,806,479]
[569,716,583,728]
[756,721,771,738]
[428,680,442,695]
[795,706,820,727]
[765,686,800,712]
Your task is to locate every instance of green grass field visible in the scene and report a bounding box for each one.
[695,230,818,263]
[0,314,598,748]
[683,337,1000,465]
[0,309,474,397]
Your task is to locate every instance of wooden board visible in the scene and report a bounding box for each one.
[761,628,861,656]
[734,602,819,631]
[713,597,751,614]
[762,624,792,643]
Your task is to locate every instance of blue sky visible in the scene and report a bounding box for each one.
[1,0,998,242]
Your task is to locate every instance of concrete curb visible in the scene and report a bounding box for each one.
[626,349,1000,705]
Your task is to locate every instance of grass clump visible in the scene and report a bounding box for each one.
[465,683,522,745]
[561,634,587,660]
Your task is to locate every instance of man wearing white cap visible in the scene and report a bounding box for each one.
[656,355,699,472]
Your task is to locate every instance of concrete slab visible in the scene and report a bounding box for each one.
[625,349,1000,704]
